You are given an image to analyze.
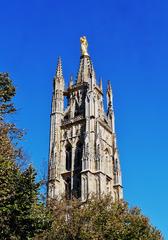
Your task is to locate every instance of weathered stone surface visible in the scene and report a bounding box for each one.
[47,39,123,202]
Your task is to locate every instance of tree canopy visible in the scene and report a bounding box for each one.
[0,72,16,118]
[35,196,163,240]
[0,73,51,239]
[0,73,163,239]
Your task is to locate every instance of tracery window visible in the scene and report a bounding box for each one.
[104,148,110,173]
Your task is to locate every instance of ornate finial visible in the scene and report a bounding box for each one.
[107,80,113,108]
[99,77,103,91]
[69,75,73,88]
[56,57,63,78]
[107,80,112,91]
[80,36,89,56]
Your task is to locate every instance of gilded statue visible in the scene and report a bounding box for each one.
[80,36,89,56]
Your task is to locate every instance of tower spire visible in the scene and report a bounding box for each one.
[53,57,64,94]
[56,57,63,78]
[69,75,73,88]
[99,77,103,91]
[77,36,96,85]
[48,37,123,202]
[107,80,113,109]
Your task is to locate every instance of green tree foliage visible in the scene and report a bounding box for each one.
[0,73,51,239]
[0,72,16,118]
[36,196,163,240]
[0,73,163,239]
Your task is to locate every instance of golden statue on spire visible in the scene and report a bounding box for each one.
[80,36,89,56]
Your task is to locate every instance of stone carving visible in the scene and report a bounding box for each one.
[80,36,89,56]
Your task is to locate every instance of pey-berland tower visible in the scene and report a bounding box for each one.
[47,36,123,202]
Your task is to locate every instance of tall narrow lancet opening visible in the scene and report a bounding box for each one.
[104,148,110,173]
[74,141,83,170]
[95,144,100,171]
[73,141,83,198]
[65,144,72,171]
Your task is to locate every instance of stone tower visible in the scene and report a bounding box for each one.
[47,37,123,201]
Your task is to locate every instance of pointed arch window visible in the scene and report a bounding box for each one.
[66,144,72,171]
[104,148,110,174]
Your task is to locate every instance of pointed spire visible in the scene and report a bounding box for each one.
[107,80,112,93]
[99,77,103,91]
[56,57,63,78]
[91,63,96,79]
[69,75,73,88]
[107,80,113,108]
[76,36,97,85]
[90,62,96,90]
[77,55,92,83]
[53,57,64,94]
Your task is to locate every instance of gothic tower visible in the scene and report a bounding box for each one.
[47,37,123,201]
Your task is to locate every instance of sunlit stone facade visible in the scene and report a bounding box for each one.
[47,38,123,201]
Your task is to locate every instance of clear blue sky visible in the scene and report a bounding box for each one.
[0,0,168,238]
